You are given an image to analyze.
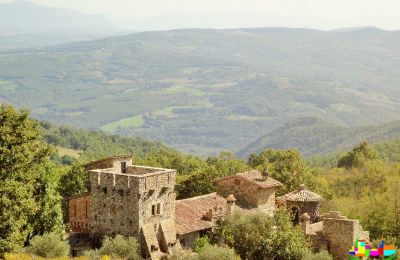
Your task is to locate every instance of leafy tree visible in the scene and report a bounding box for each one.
[24,233,69,257]
[0,104,53,180]
[0,104,54,254]
[30,162,65,237]
[85,235,141,260]
[140,148,207,175]
[248,149,316,195]
[337,141,379,169]
[58,163,88,222]
[213,210,309,260]
[177,152,249,199]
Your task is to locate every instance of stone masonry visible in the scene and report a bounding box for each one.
[68,155,370,260]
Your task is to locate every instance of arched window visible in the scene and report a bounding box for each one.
[156,203,161,215]
[152,205,156,215]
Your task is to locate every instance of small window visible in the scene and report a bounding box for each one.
[121,161,127,173]
[234,179,241,185]
[73,203,77,217]
[118,189,124,197]
[156,204,161,215]
[152,205,156,215]
[102,187,107,194]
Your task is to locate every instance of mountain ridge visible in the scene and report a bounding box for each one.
[1,27,400,155]
[237,117,400,157]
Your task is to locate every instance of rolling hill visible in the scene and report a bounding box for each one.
[237,117,400,157]
[1,27,400,155]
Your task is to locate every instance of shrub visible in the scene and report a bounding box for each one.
[24,233,69,258]
[194,245,238,260]
[192,236,210,253]
[302,251,333,260]
[84,235,140,260]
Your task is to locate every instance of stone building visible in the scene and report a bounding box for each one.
[67,155,370,260]
[276,184,323,224]
[68,155,177,259]
[299,211,370,260]
[277,185,370,260]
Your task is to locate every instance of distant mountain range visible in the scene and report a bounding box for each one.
[0,1,116,32]
[237,117,400,157]
[0,1,125,51]
[0,27,400,155]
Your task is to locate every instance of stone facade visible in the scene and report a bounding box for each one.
[69,155,177,259]
[213,170,282,215]
[68,155,370,260]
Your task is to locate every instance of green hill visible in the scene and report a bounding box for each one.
[39,121,171,162]
[237,117,400,157]
[1,27,400,155]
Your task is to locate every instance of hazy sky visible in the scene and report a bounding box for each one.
[2,0,400,30]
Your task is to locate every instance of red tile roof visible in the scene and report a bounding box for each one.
[213,170,283,189]
[175,193,227,235]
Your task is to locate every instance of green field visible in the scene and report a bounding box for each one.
[101,115,144,132]
[162,85,206,96]
[56,146,82,159]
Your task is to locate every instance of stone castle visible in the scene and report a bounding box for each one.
[68,154,369,260]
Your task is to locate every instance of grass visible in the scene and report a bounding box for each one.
[56,146,82,159]
[100,115,144,132]
[162,85,206,96]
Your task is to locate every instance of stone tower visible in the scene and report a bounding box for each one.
[276,184,323,224]
[84,155,177,259]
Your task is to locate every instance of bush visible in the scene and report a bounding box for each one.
[192,236,210,253]
[213,210,309,260]
[24,233,69,258]
[194,245,238,260]
[302,251,333,260]
[84,235,140,260]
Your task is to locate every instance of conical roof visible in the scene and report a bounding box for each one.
[279,185,322,202]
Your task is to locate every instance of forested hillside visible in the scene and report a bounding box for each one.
[39,121,171,162]
[1,27,400,155]
[238,117,400,157]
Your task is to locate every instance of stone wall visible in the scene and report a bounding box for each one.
[215,177,275,212]
[322,212,368,260]
[84,156,133,173]
[69,194,90,234]
[88,165,177,258]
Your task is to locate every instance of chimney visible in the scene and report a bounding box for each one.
[226,194,236,215]
[261,167,270,181]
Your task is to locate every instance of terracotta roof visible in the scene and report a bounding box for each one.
[83,154,132,167]
[213,170,283,189]
[175,193,227,235]
[277,185,322,203]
